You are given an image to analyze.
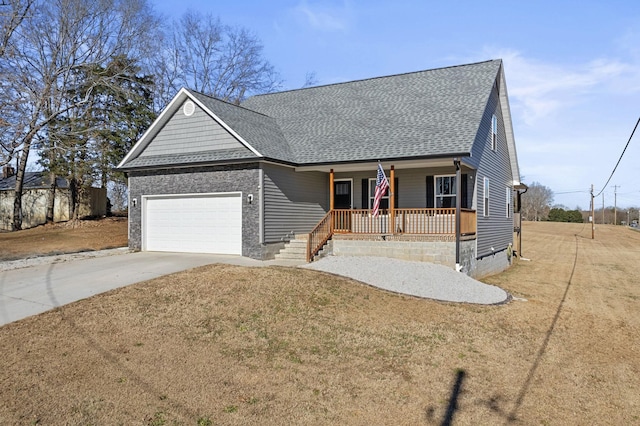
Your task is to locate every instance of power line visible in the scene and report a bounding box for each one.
[554,189,590,195]
[594,116,640,197]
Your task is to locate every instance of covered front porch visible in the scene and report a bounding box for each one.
[303,161,477,262]
[306,207,476,262]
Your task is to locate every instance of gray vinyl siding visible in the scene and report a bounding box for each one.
[470,85,514,258]
[335,167,472,209]
[140,100,245,157]
[262,163,328,242]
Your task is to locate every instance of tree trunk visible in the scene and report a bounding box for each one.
[12,144,30,231]
[45,171,56,224]
[69,178,78,221]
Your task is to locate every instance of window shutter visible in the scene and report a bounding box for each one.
[426,176,434,208]
[361,179,368,209]
[461,174,468,209]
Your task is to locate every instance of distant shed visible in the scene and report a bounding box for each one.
[0,166,106,231]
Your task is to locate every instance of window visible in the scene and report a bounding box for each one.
[506,187,512,218]
[335,182,350,196]
[435,175,456,208]
[491,114,498,150]
[368,178,389,209]
[483,177,490,217]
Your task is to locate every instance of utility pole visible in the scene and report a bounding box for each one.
[602,193,604,224]
[591,184,595,239]
[613,185,619,225]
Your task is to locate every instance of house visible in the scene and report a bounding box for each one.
[0,166,107,230]
[117,59,525,278]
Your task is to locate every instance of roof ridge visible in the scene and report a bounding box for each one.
[250,59,502,97]
[186,88,274,118]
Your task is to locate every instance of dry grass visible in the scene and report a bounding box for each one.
[0,217,128,261]
[0,222,639,425]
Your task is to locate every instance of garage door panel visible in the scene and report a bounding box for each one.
[144,193,242,255]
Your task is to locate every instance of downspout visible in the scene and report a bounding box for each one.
[259,167,264,245]
[515,184,528,259]
[454,158,462,272]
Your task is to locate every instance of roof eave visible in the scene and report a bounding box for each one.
[118,156,298,173]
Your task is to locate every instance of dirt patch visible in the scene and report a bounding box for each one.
[0,222,639,424]
[0,217,128,261]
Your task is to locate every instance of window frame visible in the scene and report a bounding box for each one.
[434,174,457,208]
[491,114,498,151]
[483,177,490,217]
[506,186,512,218]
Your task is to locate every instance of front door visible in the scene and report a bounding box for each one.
[334,180,352,209]
[333,180,352,231]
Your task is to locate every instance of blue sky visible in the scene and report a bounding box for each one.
[153,0,640,210]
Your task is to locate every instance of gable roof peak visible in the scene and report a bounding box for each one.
[249,59,503,97]
[183,88,271,118]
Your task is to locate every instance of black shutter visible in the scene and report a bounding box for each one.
[361,179,368,209]
[461,174,468,209]
[426,176,434,208]
[394,177,399,208]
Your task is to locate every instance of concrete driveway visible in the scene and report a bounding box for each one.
[0,250,303,327]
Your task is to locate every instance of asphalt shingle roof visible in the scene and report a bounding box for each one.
[188,91,294,161]
[123,148,257,169]
[120,59,502,169]
[241,59,502,164]
[0,172,68,191]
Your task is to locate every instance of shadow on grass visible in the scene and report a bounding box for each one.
[504,234,581,423]
[43,262,199,422]
[425,369,466,425]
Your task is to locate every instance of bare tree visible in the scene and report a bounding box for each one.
[0,0,160,229]
[521,182,554,221]
[302,71,318,88]
[153,10,281,109]
[0,0,33,58]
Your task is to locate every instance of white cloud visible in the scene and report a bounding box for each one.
[293,0,351,32]
[487,49,638,127]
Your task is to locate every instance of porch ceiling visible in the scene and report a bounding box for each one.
[294,157,474,173]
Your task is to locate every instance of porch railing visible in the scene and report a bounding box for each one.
[307,208,476,262]
[307,211,334,262]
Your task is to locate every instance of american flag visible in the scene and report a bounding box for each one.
[372,163,389,217]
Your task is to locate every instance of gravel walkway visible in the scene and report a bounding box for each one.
[2,250,509,305]
[302,256,510,305]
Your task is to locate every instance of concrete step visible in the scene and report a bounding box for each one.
[275,251,307,260]
[275,236,309,260]
[278,247,306,255]
[285,239,308,247]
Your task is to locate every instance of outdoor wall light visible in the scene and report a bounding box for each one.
[247,194,253,204]
[132,198,137,208]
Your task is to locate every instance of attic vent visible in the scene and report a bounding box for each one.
[183,101,195,116]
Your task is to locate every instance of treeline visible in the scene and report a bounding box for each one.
[547,208,584,223]
[1,0,281,230]
[518,181,639,224]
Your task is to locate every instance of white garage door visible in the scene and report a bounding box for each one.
[143,193,242,255]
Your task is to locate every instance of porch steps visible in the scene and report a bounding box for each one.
[274,234,333,262]
[274,234,309,261]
